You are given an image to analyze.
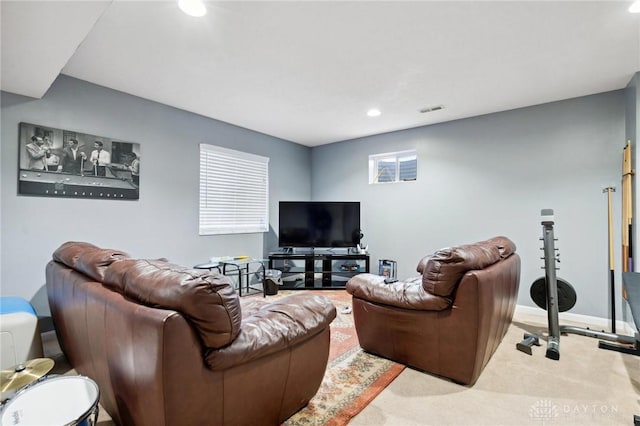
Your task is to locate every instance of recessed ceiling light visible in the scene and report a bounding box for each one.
[630,0,640,13]
[178,0,207,17]
[367,109,381,117]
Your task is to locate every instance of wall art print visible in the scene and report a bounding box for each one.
[18,122,140,200]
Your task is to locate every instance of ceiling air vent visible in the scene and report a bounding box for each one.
[419,105,445,113]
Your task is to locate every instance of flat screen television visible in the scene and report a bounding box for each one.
[278,201,361,248]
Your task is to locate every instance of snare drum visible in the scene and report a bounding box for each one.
[0,375,99,425]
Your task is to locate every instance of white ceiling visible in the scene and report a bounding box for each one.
[2,1,639,147]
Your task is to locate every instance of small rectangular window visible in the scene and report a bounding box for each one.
[369,150,417,184]
[199,144,269,235]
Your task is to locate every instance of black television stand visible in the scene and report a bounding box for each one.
[268,251,370,289]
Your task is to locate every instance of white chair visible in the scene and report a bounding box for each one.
[0,297,43,369]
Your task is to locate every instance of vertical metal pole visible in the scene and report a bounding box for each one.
[541,209,560,360]
[605,187,616,333]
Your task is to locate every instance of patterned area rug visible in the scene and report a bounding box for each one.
[273,290,406,426]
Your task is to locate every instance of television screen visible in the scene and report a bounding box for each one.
[279,201,361,248]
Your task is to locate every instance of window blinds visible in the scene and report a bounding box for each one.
[199,144,269,235]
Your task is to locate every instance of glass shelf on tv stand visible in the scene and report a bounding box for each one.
[268,250,369,290]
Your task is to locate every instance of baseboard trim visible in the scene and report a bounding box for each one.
[515,304,637,336]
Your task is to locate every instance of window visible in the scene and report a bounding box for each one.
[369,150,417,184]
[199,144,269,235]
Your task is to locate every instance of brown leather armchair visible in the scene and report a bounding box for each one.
[46,242,336,426]
[346,236,520,385]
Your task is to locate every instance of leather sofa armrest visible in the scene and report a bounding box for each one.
[204,293,336,370]
[346,273,451,311]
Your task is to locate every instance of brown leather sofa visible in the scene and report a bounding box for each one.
[346,236,520,385]
[46,242,336,426]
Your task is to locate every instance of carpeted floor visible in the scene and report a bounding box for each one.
[40,291,639,425]
[350,310,640,426]
[282,290,405,425]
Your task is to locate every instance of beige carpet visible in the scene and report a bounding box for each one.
[351,311,640,426]
[41,303,639,425]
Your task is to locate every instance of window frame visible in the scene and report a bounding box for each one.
[368,149,417,184]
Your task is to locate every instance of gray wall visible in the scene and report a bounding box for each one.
[1,73,636,324]
[1,75,311,314]
[311,91,626,320]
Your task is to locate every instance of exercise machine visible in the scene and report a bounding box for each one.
[517,208,639,360]
[538,208,561,359]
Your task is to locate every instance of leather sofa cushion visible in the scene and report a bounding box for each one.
[346,275,451,311]
[416,256,430,274]
[103,259,242,349]
[487,235,517,258]
[416,236,514,276]
[205,293,337,370]
[53,241,129,282]
[422,239,502,297]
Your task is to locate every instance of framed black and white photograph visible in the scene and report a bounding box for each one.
[18,122,140,200]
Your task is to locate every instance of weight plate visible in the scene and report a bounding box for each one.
[530,277,577,313]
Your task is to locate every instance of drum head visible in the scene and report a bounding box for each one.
[1,375,99,426]
[530,277,577,312]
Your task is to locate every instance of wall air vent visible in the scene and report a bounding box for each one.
[419,105,445,113]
